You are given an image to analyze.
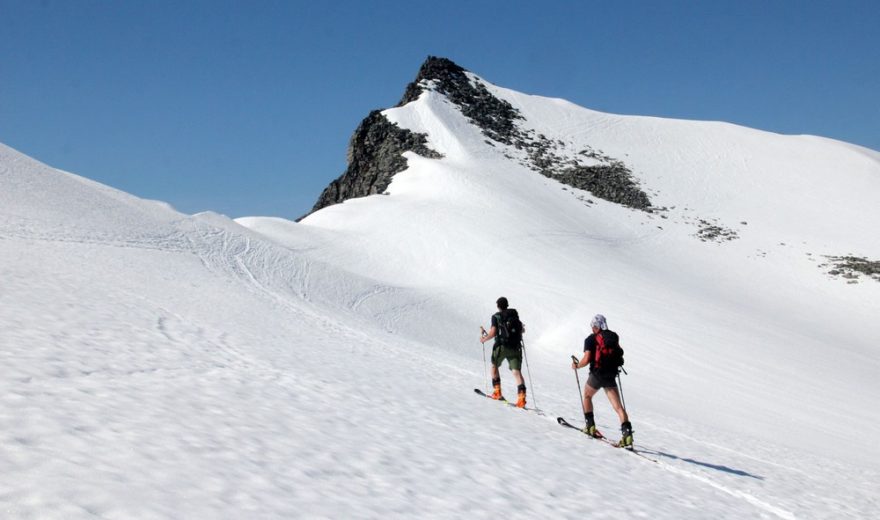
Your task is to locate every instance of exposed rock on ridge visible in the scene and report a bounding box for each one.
[399,57,523,145]
[821,255,880,283]
[303,111,442,219]
[399,57,653,211]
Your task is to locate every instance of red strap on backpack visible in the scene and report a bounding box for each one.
[594,332,606,370]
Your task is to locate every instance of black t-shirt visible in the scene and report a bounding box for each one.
[583,329,620,373]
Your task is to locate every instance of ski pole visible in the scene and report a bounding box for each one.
[571,355,586,426]
[617,370,627,412]
[521,338,538,410]
[480,326,489,393]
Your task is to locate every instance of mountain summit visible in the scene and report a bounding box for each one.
[302,56,879,284]
[307,56,652,217]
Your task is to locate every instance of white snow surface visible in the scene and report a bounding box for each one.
[2,73,880,519]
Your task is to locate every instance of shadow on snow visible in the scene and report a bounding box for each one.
[640,448,764,480]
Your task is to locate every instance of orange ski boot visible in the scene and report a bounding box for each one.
[515,384,527,408]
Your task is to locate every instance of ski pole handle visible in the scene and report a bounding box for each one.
[571,355,578,363]
[480,326,488,338]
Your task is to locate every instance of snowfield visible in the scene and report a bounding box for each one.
[2,69,879,519]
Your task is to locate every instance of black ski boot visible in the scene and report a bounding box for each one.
[582,412,601,438]
[619,421,634,450]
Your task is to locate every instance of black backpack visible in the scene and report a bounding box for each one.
[593,330,624,372]
[496,309,523,348]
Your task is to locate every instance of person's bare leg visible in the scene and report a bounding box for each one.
[582,384,599,414]
[512,369,524,387]
[604,387,629,424]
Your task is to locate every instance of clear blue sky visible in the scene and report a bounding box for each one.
[2,0,877,219]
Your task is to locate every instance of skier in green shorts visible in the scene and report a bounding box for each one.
[480,297,527,407]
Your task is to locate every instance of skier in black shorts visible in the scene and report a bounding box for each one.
[571,314,634,449]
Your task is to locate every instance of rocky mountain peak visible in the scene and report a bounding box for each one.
[303,56,653,219]
[398,56,523,145]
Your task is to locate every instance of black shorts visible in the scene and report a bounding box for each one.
[586,370,618,390]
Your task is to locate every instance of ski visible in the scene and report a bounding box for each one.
[474,387,501,399]
[474,388,544,415]
[557,416,612,444]
[557,416,658,463]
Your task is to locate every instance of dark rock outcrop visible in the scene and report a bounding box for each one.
[693,219,739,243]
[523,143,652,211]
[302,111,441,219]
[399,57,523,145]
[821,255,880,283]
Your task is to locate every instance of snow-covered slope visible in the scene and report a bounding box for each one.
[280,73,880,461]
[2,59,879,519]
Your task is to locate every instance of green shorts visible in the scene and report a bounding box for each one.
[492,344,523,371]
